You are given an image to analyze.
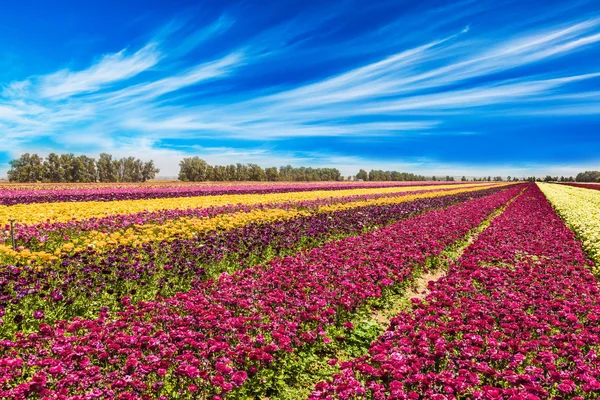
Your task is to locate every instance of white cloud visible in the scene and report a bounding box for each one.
[100,51,244,105]
[39,42,161,99]
[0,6,599,178]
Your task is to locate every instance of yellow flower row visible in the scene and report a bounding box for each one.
[0,183,506,263]
[1,183,482,226]
[538,183,600,271]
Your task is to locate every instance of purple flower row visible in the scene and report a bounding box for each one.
[0,182,455,206]
[311,184,599,399]
[0,186,521,398]
[0,186,511,337]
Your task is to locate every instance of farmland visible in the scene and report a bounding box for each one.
[0,181,599,399]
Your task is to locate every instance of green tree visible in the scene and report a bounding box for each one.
[247,164,266,181]
[212,165,227,181]
[7,153,45,182]
[97,153,117,182]
[178,157,209,181]
[43,153,65,182]
[235,163,249,181]
[77,155,97,182]
[141,160,159,182]
[265,167,279,181]
[576,171,600,182]
[225,165,237,181]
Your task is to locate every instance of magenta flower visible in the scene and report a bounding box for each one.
[311,184,600,399]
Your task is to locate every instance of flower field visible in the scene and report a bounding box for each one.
[0,181,598,399]
[539,183,600,273]
[0,183,497,262]
[311,184,600,399]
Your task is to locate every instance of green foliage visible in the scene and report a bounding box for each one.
[7,153,44,182]
[177,159,344,182]
[576,170,600,182]
[113,156,159,182]
[355,169,368,181]
[178,157,210,181]
[366,169,427,181]
[7,153,159,183]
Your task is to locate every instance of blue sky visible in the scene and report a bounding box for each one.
[0,0,599,178]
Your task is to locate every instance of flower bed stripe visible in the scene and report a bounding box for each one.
[558,182,600,191]
[0,184,476,226]
[311,184,600,399]
[0,185,521,399]
[539,182,600,271]
[1,184,487,250]
[0,184,504,262]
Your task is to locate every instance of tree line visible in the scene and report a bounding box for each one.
[6,153,598,183]
[178,157,344,182]
[575,171,600,182]
[522,173,597,182]
[178,158,438,182]
[7,153,159,183]
[354,169,428,181]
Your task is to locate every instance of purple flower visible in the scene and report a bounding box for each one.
[33,310,45,319]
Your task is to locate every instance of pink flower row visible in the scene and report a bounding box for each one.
[311,184,599,399]
[0,186,522,399]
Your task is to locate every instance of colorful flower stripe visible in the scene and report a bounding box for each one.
[539,182,600,271]
[0,185,515,337]
[0,184,488,252]
[0,183,485,227]
[0,184,503,262]
[311,184,599,399]
[0,187,522,399]
[558,182,600,191]
[0,182,458,206]
[1,208,311,262]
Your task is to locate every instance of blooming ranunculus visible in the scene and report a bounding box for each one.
[33,310,45,320]
[231,371,248,386]
[557,380,575,394]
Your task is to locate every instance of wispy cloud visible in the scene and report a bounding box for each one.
[0,0,599,177]
[39,43,162,99]
[100,51,244,106]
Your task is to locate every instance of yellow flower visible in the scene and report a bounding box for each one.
[0,183,509,263]
[1,183,485,226]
